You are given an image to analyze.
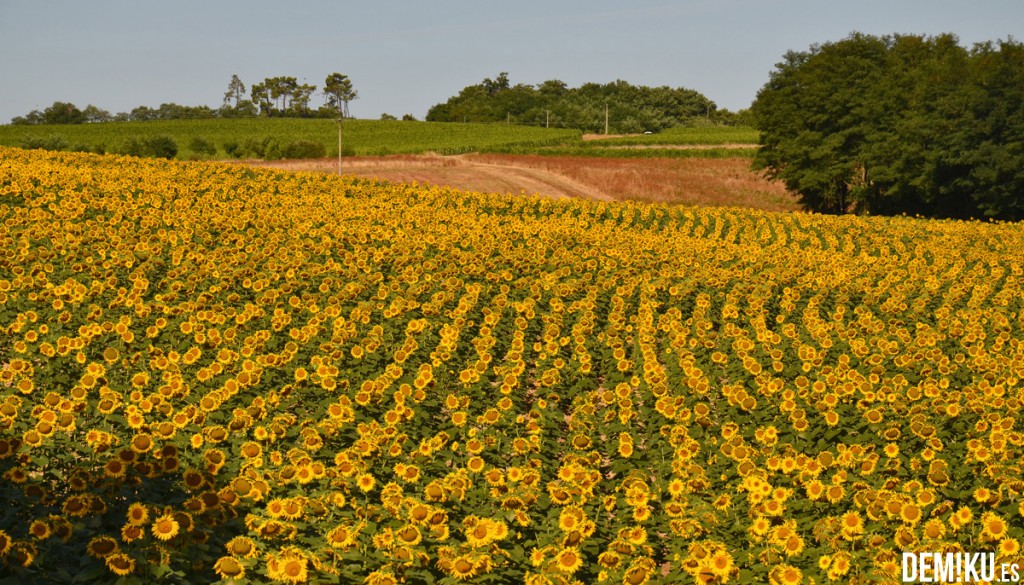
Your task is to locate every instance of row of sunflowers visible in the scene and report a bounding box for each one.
[0,146,1022,583]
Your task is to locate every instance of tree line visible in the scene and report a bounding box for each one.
[752,33,1024,220]
[425,73,741,133]
[10,73,358,125]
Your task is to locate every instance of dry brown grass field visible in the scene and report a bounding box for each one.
[250,153,798,211]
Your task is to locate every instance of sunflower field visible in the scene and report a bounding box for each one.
[0,146,1022,584]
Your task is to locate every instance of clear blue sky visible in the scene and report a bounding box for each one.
[1,0,1021,123]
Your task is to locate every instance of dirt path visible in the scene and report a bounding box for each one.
[248,154,614,201]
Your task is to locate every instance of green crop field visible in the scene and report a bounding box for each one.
[0,118,581,159]
[482,126,760,157]
[0,120,759,161]
[590,125,760,146]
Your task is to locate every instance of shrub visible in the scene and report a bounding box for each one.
[19,134,69,151]
[117,135,178,159]
[282,140,327,159]
[263,138,282,161]
[237,136,280,159]
[189,137,218,157]
[118,138,147,158]
[145,135,178,159]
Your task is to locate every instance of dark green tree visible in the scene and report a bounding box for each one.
[752,33,891,214]
[250,82,273,116]
[266,76,298,113]
[81,104,111,123]
[425,74,713,131]
[289,83,317,117]
[959,39,1024,219]
[42,101,85,124]
[223,74,246,108]
[129,105,158,122]
[324,73,358,117]
[752,32,1024,219]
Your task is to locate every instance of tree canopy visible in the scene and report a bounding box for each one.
[11,73,357,124]
[324,73,358,118]
[751,32,1024,220]
[426,74,722,133]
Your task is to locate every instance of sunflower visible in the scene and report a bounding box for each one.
[922,518,946,540]
[770,564,803,585]
[782,534,805,556]
[622,560,654,585]
[266,498,288,519]
[105,553,135,576]
[129,433,153,454]
[827,552,852,579]
[396,525,422,546]
[598,551,621,569]
[403,465,422,483]
[466,457,486,474]
[269,551,309,584]
[449,555,478,580]
[0,529,12,555]
[424,481,446,502]
[840,511,864,539]
[622,525,647,545]
[762,499,784,517]
[804,480,825,501]
[126,503,149,526]
[120,524,144,543]
[559,507,585,532]
[894,526,917,548]
[7,541,36,568]
[151,513,180,541]
[356,473,376,492]
[130,372,150,389]
[974,487,993,504]
[553,547,583,573]
[214,556,245,580]
[749,516,772,537]
[712,494,731,512]
[86,535,119,558]
[241,441,262,458]
[824,411,840,426]
[464,520,492,548]
[825,484,845,504]
[634,506,651,524]
[709,550,734,578]
[325,525,354,549]
[172,511,194,534]
[900,503,922,525]
[664,501,686,518]
[981,512,1009,541]
[955,506,974,525]
[662,476,687,499]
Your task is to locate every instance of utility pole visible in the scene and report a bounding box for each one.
[604,102,609,135]
[336,116,343,175]
[545,109,549,128]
